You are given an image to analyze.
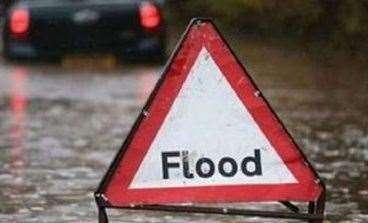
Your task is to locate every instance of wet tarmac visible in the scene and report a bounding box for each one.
[0,42,367,222]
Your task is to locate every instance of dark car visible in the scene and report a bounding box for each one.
[2,0,166,60]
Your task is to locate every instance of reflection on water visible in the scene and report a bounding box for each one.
[9,68,28,216]
[0,50,367,223]
[10,68,28,174]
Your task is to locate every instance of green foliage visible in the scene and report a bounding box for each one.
[169,0,368,49]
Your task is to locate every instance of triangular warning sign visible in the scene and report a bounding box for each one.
[96,19,323,207]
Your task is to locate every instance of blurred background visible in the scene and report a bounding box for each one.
[169,0,368,51]
[0,0,367,222]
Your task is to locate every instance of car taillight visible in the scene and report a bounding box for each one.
[139,2,161,31]
[10,8,30,37]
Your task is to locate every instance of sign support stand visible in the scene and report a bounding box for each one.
[95,193,325,223]
[94,18,326,223]
[97,206,107,223]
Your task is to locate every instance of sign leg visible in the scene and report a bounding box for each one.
[315,191,326,223]
[98,206,108,223]
[307,201,315,223]
[308,187,325,223]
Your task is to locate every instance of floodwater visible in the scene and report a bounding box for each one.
[0,40,367,223]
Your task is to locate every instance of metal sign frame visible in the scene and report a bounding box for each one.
[95,18,326,223]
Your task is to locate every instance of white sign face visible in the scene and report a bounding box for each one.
[130,48,297,189]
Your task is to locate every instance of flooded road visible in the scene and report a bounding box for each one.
[0,41,367,222]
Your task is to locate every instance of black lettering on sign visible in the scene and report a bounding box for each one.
[241,149,262,176]
[161,151,180,179]
[218,157,238,177]
[196,157,215,178]
[182,150,194,179]
[161,149,263,179]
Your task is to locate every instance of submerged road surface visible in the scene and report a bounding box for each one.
[0,44,367,223]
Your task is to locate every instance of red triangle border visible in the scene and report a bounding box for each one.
[96,19,323,207]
